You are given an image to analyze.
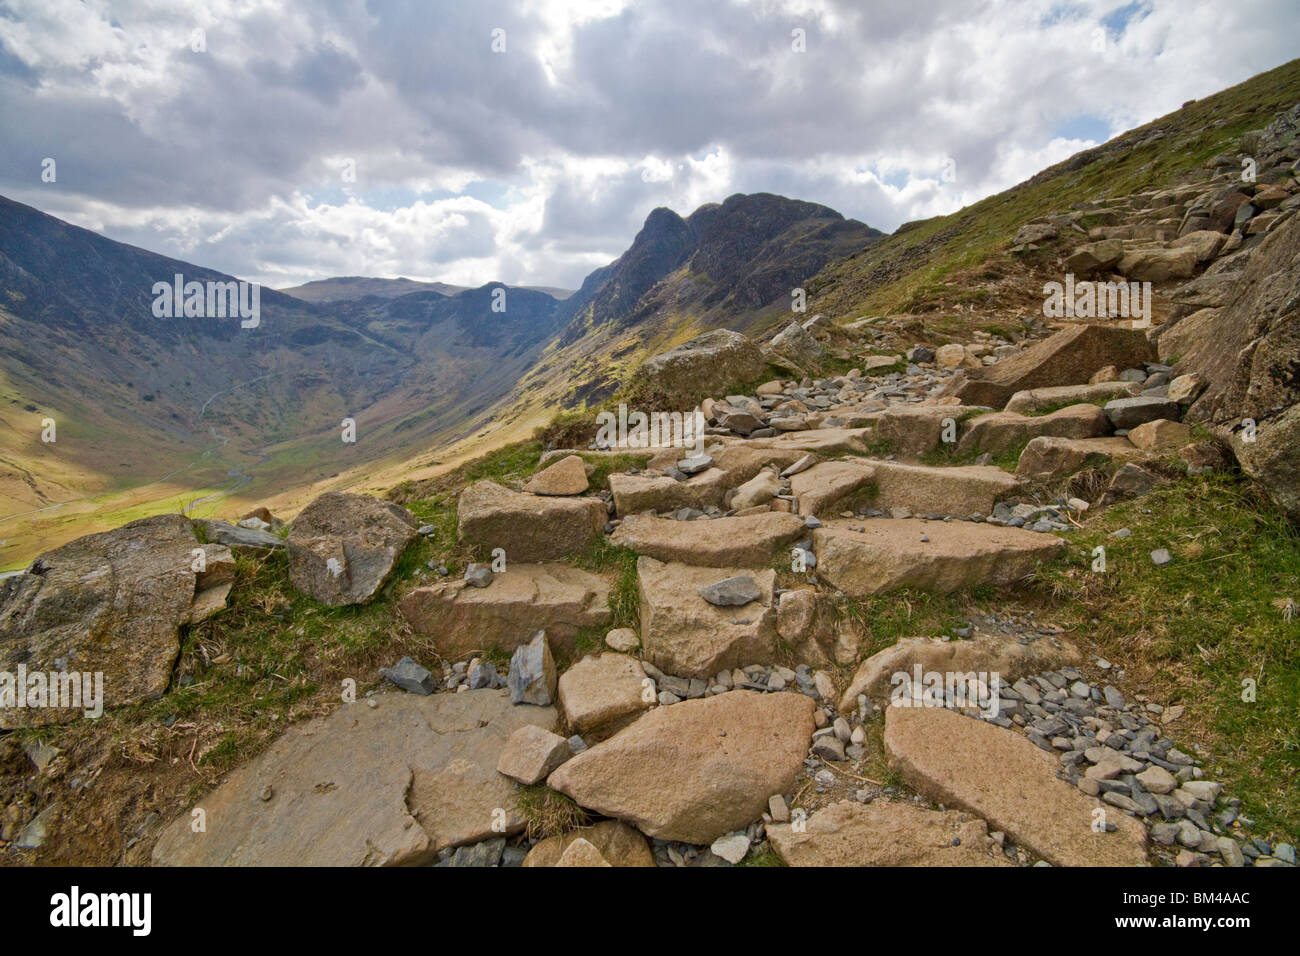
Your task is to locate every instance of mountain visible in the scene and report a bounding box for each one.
[0,195,565,563]
[280,276,575,303]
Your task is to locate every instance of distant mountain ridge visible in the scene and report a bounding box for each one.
[280,275,574,304]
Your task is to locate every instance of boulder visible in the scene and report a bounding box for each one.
[557,653,653,739]
[1015,436,1148,480]
[1117,246,1199,281]
[194,519,285,555]
[742,427,874,456]
[151,689,556,865]
[508,631,557,706]
[837,632,1081,713]
[730,470,781,510]
[1004,381,1143,414]
[0,514,220,726]
[497,724,573,785]
[956,405,1112,458]
[286,492,417,606]
[610,513,804,566]
[1127,419,1192,451]
[1171,230,1227,263]
[523,455,589,496]
[790,460,876,516]
[1064,239,1124,274]
[630,329,767,408]
[547,690,814,844]
[867,461,1020,516]
[768,799,1012,866]
[947,325,1156,409]
[812,519,1065,598]
[458,481,605,561]
[522,820,654,867]
[873,406,981,459]
[636,557,778,678]
[768,320,824,366]
[884,705,1148,866]
[1103,396,1183,429]
[608,468,729,515]
[398,563,610,658]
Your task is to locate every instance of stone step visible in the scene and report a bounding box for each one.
[811,519,1065,598]
[741,426,875,455]
[956,404,1112,457]
[609,468,729,515]
[789,459,876,515]
[884,705,1149,866]
[768,798,1012,866]
[837,633,1081,713]
[1014,436,1148,480]
[399,563,610,659]
[152,689,557,866]
[610,512,805,566]
[867,461,1020,516]
[458,480,605,561]
[547,689,814,845]
[945,324,1156,409]
[636,556,778,678]
[1004,380,1143,414]
[871,405,987,459]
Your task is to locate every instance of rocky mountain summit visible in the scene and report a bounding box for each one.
[3,65,1300,868]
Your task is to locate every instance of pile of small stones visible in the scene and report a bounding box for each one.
[967,663,1294,868]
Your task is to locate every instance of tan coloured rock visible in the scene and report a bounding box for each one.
[956,405,1112,458]
[636,557,778,678]
[873,406,982,459]
[610,512,804,566]
[398,563,610,658]
[1118,245,1199,281]
[868,461,1020,516]
[547,690,814,844]
[812,519,1065,598]
[285,492,419,606]
[743,427,874,456]
[497,724,573,785]
[0,514,209,726]
[555,837,613,866]
[947,325,1156,409]
[522,820,654,867]
[1015,436,1148,480]
[884,705,1148,866]
[768,799,1012,867]
[1171,230,1227,263]
[730,470,781,510]
[523,455,589,496]
[557,653,653,739]
[1004,381,1143,414]
[837,632,1081,713]
[457,481,605,561]
[152,690,556,865]
[789,460,876,516]
[608,468,729,515]
[1127,419,1192,451]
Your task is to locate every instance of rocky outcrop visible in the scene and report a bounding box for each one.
[151,689,557,865]
[884,705,1149,866]
[547,690,814,844]
[0,514,229,726]
[457,481,605,561]
[286,492,418,606]
[399,563,610,658]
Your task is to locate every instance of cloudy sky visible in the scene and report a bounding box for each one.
[1,0,1297,291]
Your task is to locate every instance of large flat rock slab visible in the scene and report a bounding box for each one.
[947,324,1156,409]
[872,406,984,459]
[636,557,778,678]
[744,427,873,456]
[790,460,876,516]
[458,480,605,561]
[868,461,1020,516]
[1,514,215,726]
[768,799,1012,866]
[151,689,556,866]
[812,519,1065,598]
[884,705,1148,866]
[399,563,610,659]
[1015,436,1148,480]
[609,468,729,515]
[286,492,418,606]
[956,405,1112,458]
[547,690,814,844]
[838,633,1081,713]
[1004,381,1142,414]
[611,512,804,566]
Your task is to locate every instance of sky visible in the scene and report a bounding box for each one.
[1,0,1297,291]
